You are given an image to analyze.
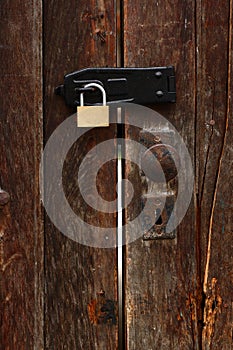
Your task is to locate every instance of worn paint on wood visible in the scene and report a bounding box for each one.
[43,0,118,349]
[0,0,43,348]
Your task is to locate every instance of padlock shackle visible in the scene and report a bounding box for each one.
[80,83,107,106]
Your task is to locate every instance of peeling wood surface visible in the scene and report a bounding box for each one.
[43,1,118,349]
[0,1,43,349]
[202,278,223,349]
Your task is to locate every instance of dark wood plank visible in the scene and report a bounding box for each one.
[0,1,43,349]
[196,0,233,348]
[43,1,118,348]
[123,1,198,349]
[203,89,233,349]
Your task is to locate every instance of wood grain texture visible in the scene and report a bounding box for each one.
[43,1,118,349]
[124,0,233,349]
[196,0,233,348]
[0,0,43,349]
[1,1,232,349]
[123,0,198,349]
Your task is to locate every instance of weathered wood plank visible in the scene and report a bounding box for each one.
[196,0,233,348]
[0,1,43,348]
[123,1,198,349]
[43,1,118,348]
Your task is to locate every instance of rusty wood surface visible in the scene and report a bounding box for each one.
[0,1,43,349]
[123,1,198,349]
[196,0,233,348]
[43,1,118,349]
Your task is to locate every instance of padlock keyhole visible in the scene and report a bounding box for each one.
[155,208,163,225]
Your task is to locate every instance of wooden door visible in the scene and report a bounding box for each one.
[124,1,233,349]
[1,1,232,350]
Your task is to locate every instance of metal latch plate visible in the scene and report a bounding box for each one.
[55,66,176,107]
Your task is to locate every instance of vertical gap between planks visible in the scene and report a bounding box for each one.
[117,107,124,350]
[116,0,125,349]
[32,0,44,348]
[194,0,203,348]
[116,0,124,67]
[41,0,47,348]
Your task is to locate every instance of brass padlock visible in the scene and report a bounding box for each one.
[77,83,109,127]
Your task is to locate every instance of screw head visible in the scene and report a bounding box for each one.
[155,71,162,78]
[156,90,164,98]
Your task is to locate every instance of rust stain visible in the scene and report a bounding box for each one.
[177,312,183,322]
[88,298,98,325]
[202,278,222,348]
[186,294,198,322]
[88,290,117,325]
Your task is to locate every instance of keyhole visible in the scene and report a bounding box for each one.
[155,208,163,225]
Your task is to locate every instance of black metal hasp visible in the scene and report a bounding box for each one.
[55,67,176,107]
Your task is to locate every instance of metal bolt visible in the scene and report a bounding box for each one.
[156,90,164,98]
[154,135,161,143]
[155,71,162,78]
[0,190,10,206]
